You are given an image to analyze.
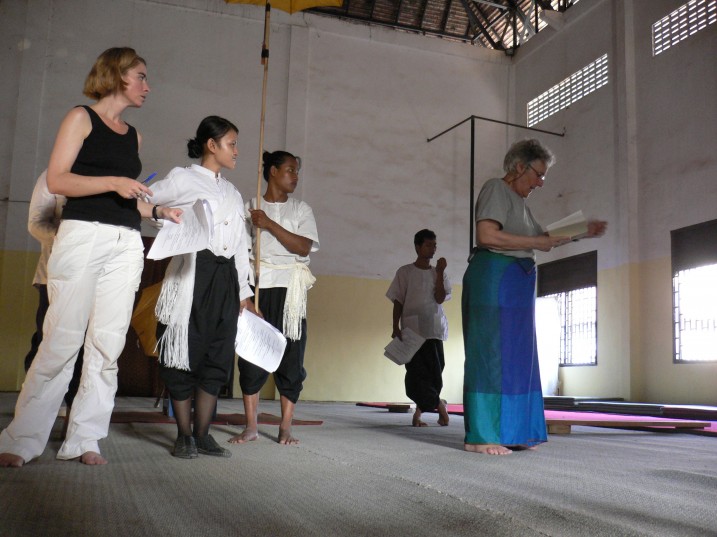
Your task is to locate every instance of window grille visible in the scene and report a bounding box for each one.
[673,265,717,362]
[541,287,597,366]
[672,219,717,363]
[527,54,608,127]
[538,251,598,366]
[653,0,717,56]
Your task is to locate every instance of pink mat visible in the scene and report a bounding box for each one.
[357,402,715,436]
[545,409,697,424]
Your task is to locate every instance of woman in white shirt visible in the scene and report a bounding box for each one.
[231,150,319,446]
[150,116,255,459]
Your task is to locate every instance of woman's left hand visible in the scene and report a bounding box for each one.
[160,207,183,223]
[587,220,607,238]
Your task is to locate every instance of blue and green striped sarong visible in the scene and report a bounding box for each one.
[462,250,547,447]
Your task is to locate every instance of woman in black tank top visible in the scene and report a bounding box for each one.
[0,48,181,468]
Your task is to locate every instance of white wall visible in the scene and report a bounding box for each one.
[509,0,717,402]
[0,0,511,287]
[2,0,715,404]
[0,0,510,400]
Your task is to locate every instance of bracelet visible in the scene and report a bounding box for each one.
[152,205,160,221]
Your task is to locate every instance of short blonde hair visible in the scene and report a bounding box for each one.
[83,47,146,100]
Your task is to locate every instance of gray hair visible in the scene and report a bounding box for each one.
[503,139,555,174]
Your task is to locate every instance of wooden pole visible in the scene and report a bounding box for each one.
[253,0,272,315]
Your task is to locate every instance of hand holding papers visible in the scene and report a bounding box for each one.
[147,200,211,260]
[235,310,287,373]
[546,210,589,240]
[384,327,426,365]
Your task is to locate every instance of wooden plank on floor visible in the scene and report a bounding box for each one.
[548,423,572,434]
[546,417,709,434]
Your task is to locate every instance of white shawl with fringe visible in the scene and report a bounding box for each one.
[154,184,241,370]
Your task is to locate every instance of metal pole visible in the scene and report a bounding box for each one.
[469,116,475,253]
[427,115,564,254]
[253,0,272,314]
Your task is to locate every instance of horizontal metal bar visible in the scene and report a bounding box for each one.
[427,114,565,142]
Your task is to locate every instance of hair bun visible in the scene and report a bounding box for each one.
[187,138,203,159]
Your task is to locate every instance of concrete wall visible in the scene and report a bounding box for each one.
[1,0,715,405]
[510,0,717,403]
[0,0,508,401]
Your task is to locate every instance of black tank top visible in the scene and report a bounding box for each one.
[61,105,142,230]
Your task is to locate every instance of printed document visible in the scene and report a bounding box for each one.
[147,200,211,260]
[384,327,426,365]
[235,310,287,373]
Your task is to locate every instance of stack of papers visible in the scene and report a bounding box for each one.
[235,310,287,373]
[384,328,426,365]
[147,199,211,260]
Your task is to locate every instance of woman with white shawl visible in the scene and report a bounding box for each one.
[150,116,255,459]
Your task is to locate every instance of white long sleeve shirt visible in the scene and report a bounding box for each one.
[150,164,253,301]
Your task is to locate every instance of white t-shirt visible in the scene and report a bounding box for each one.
[386,263,451,341]
[246,197,319,289]
[150,164,253,301]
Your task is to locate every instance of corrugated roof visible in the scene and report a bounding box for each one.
[310,0,581,53]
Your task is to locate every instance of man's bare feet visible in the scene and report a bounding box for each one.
[464,443,513,455]
[0,453,25,468]
[80,451,108,465]
[437,400,449,426]
[412,409,428,427]
[228,428,258,444]
[278,427,299,445]
[278,395,299,445]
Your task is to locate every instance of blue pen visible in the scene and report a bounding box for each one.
[142,172,157,184]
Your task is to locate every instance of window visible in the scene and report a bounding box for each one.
[526,54,608,127]
[671,219,717,363]
[652,0,717,56]
[538,251,598,366]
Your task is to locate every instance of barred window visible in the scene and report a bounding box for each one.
[538,251,598,366]
[527,54,608,127]
[653,0,717,56]
[671,219,717,363]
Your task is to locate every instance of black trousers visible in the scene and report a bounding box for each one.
[237,286,307,404]
[405,339,445,412]
[159,250,240,400]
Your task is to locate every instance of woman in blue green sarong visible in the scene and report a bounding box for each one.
[462,139,606,455]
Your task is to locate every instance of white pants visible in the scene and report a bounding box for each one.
[0,221,143,462]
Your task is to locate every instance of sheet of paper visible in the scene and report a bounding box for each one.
[235,310,287,373]
[546,210,588,239]
[383,327,426,365]
[147,199,211,260]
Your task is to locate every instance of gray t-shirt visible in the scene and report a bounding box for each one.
[475,178,544,259]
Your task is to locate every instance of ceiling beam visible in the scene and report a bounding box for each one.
[461,0,505,49]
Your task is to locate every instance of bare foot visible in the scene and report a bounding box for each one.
[464,443,512,455]
[228,428,258,444]
[278,428,299,445]
[0,453,25,468]
[412,409,428,427]
[80,451,108,465]
[437,400,449,426]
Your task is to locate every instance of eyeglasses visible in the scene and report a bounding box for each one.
[528,164,546,180]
